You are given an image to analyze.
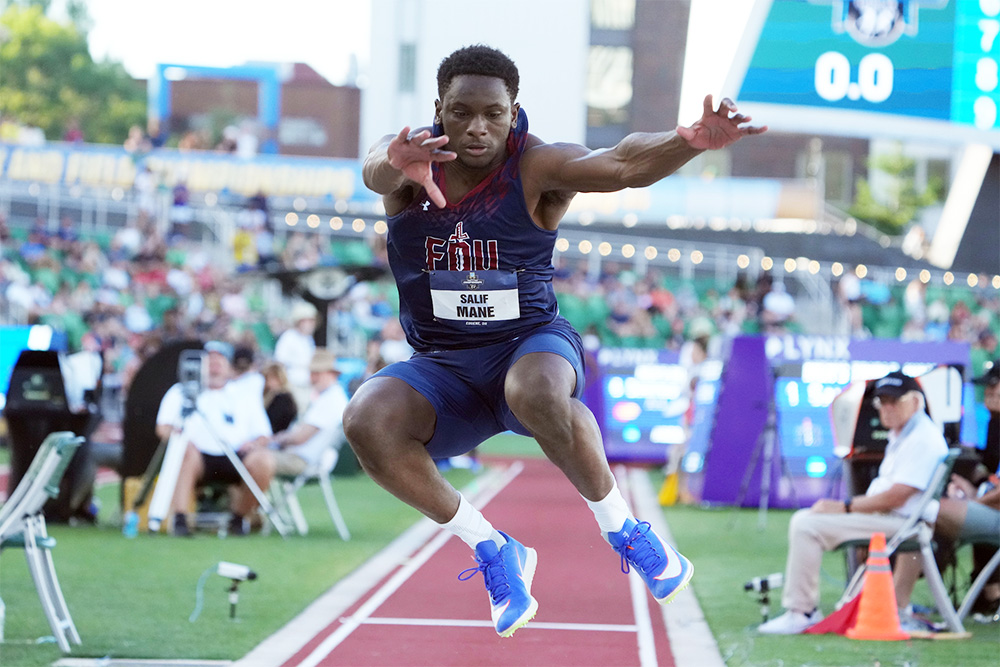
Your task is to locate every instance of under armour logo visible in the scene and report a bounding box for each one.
[421,200,431,211]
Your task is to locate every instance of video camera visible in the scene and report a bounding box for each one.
[177,350,206,408]
[744,573,783,593]
[744,573,783,622]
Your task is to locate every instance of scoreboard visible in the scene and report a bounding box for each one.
[726,0,1000,146]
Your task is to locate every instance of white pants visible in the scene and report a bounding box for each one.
[781,509,909,613]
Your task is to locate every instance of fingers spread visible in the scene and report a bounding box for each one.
[702,94,714,115]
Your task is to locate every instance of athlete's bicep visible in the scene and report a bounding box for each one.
[523,142,625,194]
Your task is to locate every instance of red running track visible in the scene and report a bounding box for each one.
[273,458,680,667]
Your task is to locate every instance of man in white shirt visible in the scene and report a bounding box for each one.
[758,370,947,634]
[271,348,349,477]
[274,302,318,411]
[155,341,275,536]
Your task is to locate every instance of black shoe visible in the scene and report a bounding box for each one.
[227,514,248,537]
[173,513,192,537]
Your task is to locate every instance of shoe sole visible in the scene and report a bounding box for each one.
[654,559,694,606]
[498,547,539,638]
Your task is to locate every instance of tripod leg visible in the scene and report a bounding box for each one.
[147,432,189,533]
[730,429,767,527]
[132,436,169,510]
[215,441,289,538]
[757,425,775,531]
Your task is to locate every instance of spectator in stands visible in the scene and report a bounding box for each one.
[134,165,157,219]
[147,118,168,149]
[62,118,84,144]
[229,345,266,407]
[270,349,349,477]
[169,178,193,241]
[274,302,318,411]
[216,125,239,153]
[758,371,947,634]
[154,340,275,536]
[760,281,796,333]
[123,124,152,155]
[236,120,259,159]
[262,361,298,433]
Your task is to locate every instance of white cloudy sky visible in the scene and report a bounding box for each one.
[85,0,373,86]
[82,0,754,122]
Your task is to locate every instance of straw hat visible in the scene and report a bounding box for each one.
[308,348,341,374]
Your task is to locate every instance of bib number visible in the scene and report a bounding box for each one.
[429,270,520,328]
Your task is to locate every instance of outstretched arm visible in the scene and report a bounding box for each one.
[527,95,766,194]
[362,127,457,208]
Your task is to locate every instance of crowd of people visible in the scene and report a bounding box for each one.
[1,203,998,420]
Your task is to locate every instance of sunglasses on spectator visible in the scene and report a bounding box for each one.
[873,396,903,409]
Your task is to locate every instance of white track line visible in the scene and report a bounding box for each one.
[615,465,659,667]
[628,467,725,667]
[234,462,520,667]
[360,617,638,632]
[291,461,526,667]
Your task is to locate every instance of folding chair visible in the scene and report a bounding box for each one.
[954,528,1000,622]
[834,447,965,634]
[0,431,84,652]
[270,438,350,540]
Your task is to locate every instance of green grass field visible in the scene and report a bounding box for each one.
[1,434,997,666]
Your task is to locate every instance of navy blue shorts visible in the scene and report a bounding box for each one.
[370,317,585,458]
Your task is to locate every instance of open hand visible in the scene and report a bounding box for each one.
[387,127,457,208]
[676,95,767,151]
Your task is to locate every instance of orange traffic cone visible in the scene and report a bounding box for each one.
[845,532,910,641]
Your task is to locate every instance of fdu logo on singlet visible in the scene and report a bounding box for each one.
[424,221,499,271]
[427,222,519,326]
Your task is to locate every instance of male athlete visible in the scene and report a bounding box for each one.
[345,44,766,637]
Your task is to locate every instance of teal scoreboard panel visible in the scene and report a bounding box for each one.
[727,0,1000,146]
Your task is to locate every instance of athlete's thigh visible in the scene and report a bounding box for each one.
[500,321,586,434]
[367,355,503,458]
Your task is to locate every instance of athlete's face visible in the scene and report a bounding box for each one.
[435,75,519,171]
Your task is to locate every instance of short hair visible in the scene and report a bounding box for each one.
[437,45,519,102]
[903,390,926,413]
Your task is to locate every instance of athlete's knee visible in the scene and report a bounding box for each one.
[342,398,377,451]
[506,373,570,421]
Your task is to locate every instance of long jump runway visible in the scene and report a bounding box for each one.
[238,458,723,667]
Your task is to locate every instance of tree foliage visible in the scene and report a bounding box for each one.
[0,3,145,144]
[848,148,942,236]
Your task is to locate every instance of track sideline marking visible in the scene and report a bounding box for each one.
[236,461,523,667]
[294,460,525,667]
[615,465,660,667]
[359,617,639,632]
[628,467,726,667]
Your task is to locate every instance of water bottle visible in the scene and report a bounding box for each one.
[123,510,139,538]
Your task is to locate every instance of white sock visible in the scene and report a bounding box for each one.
[584,481,633,534]
[441,493,505,550]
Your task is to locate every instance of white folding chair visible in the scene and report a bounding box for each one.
[270,438,350,540]
[954,528,1000,622]
[835,448,965,633]
[0,431,84,652]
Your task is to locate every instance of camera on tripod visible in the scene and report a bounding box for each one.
[744,572,783,622]
[744,572,783,593]
[178,350,207,405]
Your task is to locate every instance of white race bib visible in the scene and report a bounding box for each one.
[429,270,520,327]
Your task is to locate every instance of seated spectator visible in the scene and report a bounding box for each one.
[262,361,298,433]
[155,341,275,536]
[892,478,1000,628]
[228,345,265,406]
[269,349,349,478]
[758,371,947,634]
